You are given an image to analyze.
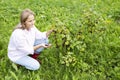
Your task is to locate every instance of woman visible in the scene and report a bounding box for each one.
[8,9,53,70]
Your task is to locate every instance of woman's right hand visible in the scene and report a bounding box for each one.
[34,44,51,51]
[41,43,52,48]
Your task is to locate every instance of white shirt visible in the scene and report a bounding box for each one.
[8,26,47,62]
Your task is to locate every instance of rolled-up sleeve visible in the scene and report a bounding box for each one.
[14,32,34,55]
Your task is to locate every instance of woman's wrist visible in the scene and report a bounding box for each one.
[40,44,44,47]
[46,30,53,37]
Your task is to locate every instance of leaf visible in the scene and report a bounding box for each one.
[12,63,18,71]
[10,71,18,80]
[65,41,69,45]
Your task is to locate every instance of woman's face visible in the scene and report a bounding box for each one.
[25,14,35,30]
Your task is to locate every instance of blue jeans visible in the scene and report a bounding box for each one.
[14,38,49,70]
[15,56,40,70]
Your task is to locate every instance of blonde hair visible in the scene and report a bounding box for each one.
[14,9,35,30]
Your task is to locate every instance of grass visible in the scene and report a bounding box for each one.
[0,0,120,80]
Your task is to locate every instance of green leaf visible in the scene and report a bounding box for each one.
[12,63,18,71]
[10,71,18,80]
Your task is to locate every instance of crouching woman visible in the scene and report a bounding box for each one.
[8,9,53,70]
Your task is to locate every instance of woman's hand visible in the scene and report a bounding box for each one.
[34,44,51,50]
[41,43,52,48]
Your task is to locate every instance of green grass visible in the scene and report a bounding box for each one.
[0,0,120,80]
